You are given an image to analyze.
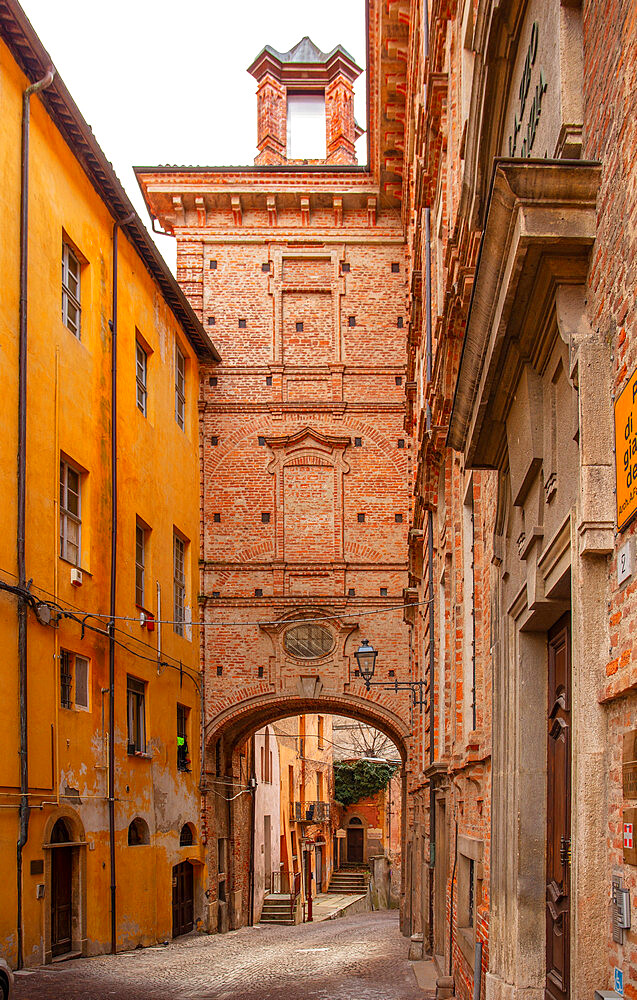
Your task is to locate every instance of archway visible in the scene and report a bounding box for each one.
[202,693,410,933]
[42,807,87,963]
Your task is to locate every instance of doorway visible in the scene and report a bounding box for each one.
[264,815,272,891]
[172,861,194,937]
[51,818,73,957]
[434,796,448,963]
[315,845,323,890]
[545,616,571,1000]
[347,825,364,864]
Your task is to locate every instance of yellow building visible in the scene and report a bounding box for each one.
[274,715,334,912]
[0,2,219,969]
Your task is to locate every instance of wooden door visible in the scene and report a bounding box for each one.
[51,847,72,956]
[546,616,571,1000]
[316,847,323,890]
[172,862,194,937]
[347,828,364,863]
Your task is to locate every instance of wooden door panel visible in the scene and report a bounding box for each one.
[172,862,194,938]
[347,828,363,863]
[51,847,72,956]
[546,618,571,1000]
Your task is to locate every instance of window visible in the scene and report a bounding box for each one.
[60,650,72,709]
[62,242,81,337]
[177,704,190,772]
[287,92,326,159]
[284,625,334,659]
[75,656,89,709]
[135,522,145,607]
[457,837,483,965]
[317,772,324,801]
[173,534,186,636]
[128,817,150,845]
[175,345,186,430]
[136,340,148,415]
[127,676,146,753]
[59,460,81,565]
[318,716,325,749]
[179,823,194,846]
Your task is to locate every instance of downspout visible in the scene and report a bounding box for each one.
[17,65,54,971]
[108,213,134,956]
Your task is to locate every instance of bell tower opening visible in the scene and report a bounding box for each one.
[248,35,364,165]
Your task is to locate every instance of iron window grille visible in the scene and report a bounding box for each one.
[135,523,145,606]
[173,534,186,636]
[59,459,81,565]
[62,242,81,337]
[175,345,186,430]
[127,676,146,753]
[60,650,72,709]
[136,340,147,415]
[284,624,333,659]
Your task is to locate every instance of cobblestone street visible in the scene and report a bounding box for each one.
[15,911,429,1000]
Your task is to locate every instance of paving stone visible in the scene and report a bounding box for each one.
[14,911,423,1000]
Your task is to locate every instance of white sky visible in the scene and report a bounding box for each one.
[19,0,367,271]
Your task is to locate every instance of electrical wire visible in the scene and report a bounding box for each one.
[0,566,430,629]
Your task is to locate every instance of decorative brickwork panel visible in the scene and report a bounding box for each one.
[282,292,333,365]
[283,465,334,563]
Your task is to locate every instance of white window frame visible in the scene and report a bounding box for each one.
[173,533,186,636]
[175,345,186,430]
[62,242,81,338]
[135,522,145,607]
[60,459,81,566]
[136,340,148,416]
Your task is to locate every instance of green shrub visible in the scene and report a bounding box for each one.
[334,760,397,806]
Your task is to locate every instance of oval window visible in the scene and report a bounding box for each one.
[284,624,334,659]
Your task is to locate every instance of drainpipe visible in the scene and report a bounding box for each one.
[108,213,134,956]
[425,203,437,957]
[422,0,437,957]
[17,65,54,971]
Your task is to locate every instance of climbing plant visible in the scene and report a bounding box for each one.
[334,760,397,806]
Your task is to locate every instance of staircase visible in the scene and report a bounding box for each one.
[259,893,295,925]
[328,866,369,895]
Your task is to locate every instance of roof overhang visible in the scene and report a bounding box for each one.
[447,159,601,465]
[0,0,220,362]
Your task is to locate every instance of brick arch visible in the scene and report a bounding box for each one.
[205,690,410,765]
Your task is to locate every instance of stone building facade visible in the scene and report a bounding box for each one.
[404,0,637,998]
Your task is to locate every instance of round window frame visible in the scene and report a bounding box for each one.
[283,623,335,660]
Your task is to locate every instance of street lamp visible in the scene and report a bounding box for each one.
[354,639,426,710]
[354,639,378,685]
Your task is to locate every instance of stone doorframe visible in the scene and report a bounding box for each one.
[448,161,611,1000]
[42,806,87,963]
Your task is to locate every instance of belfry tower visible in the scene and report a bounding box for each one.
[248,36,364,165]
[136,32,412,934]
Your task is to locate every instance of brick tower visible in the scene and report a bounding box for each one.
[248,36,364,165]
[136,31,412,933]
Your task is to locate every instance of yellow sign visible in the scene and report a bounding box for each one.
[615,368,637,530]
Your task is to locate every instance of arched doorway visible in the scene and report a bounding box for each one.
[346,817,364,864]
[50,819,72,957]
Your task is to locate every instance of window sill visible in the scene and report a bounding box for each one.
[127,750,153,760]
[58,557,92,577]
[457,925,475,967]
